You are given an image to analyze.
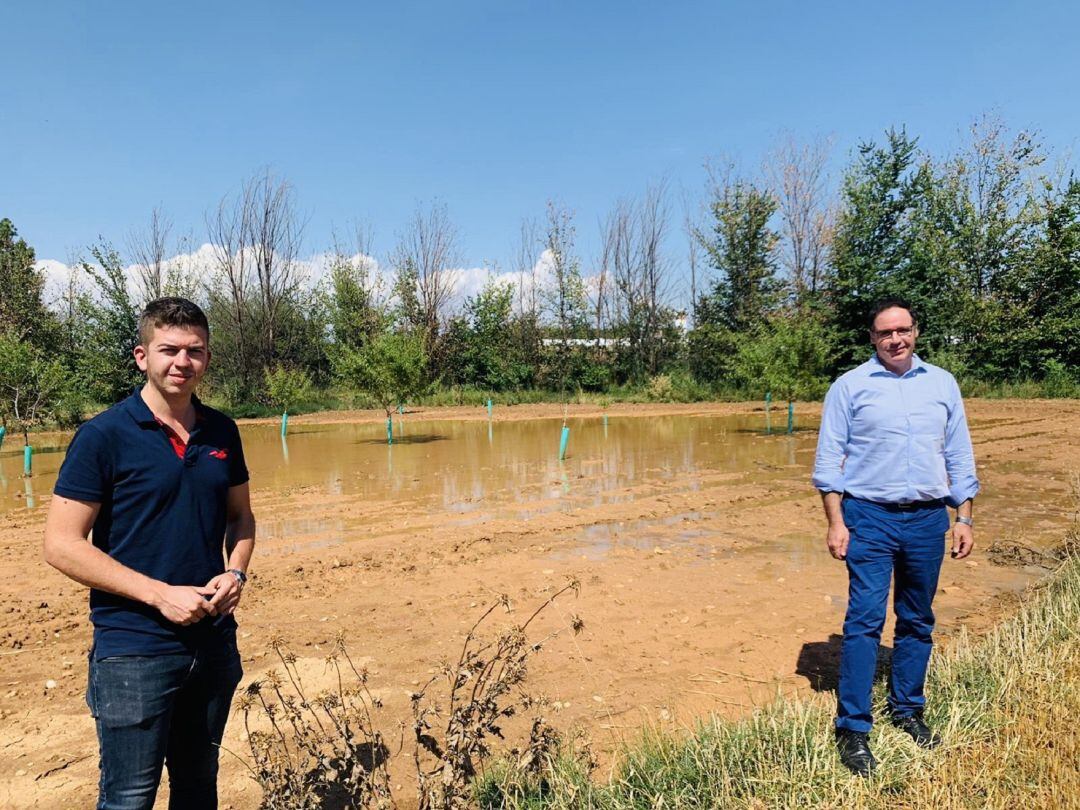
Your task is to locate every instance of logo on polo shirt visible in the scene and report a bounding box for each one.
[209,449,229,460]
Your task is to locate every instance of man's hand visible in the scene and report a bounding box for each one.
[950,523,975,559]
[826,522,850,560]
[153,584,217,625]
[206,572,243,616]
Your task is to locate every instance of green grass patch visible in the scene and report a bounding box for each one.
[479,550,1080,809]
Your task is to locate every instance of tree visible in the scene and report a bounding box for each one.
[766,135,834,303]
[264,365,314,414]
[829,129,923,369]
[696,172,783,333]
[0,218,55,346]
[0,333,71,444]
[605,182,675,383]
[511,218,543,380]
[731,308,837,402]
[450,278,527,391]
[540,203,589,391]
[334,331,427,421]
[688,171,781,385]
[910,119,1047,377]
[979,175,1080,379]
[327,225,387,351]
[79,242,142,404]
[206,170,306,400]
[126,206,172,304]
[390,203,460,354]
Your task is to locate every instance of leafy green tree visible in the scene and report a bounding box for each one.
[686,322,739,385]
[0,218,57,347]
[78,243,141,404]
[979,175,1080,379]
[0,333,72,444]
[697,179,783,333]
[731,308,838,401]
[329,255,386,351]
[829,129,924,369]
[264,365,314,413]
[446,279,530,391]
[913,124,1048,379]
[335,331,427,420]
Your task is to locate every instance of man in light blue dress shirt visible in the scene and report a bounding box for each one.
[812,298,979,777]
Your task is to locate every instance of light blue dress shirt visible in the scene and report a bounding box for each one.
[812,354,980,507]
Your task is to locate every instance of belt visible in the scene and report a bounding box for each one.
[844,494,945,512]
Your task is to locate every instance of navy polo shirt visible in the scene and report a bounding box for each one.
[54,390,249,658]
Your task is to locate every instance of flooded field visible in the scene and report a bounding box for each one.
[0,399,1077,807]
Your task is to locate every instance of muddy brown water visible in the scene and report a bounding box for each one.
[2,412,807,520]
[1,400,1076,808]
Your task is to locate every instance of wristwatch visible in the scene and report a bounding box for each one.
[955,516,973,527]
[227,568,248,588]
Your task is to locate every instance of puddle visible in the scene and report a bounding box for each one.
[4,410,1074,568]
[0,413,812,517]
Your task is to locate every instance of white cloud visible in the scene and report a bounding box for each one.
[34,245,604,320]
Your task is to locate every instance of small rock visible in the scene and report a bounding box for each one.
[592,695,604,703]
[45,680,57,690]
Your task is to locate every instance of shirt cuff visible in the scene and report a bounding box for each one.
[812,471,845,494]
[946,480,980,509]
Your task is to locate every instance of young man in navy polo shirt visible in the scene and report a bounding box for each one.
[44,297,255,810]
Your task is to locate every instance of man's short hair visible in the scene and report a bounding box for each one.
[138,297,210,346]
[867,298,918,330]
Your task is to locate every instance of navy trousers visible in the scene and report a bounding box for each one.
[835,496,948,733]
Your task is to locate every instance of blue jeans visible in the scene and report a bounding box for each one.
[836,497,948,733]
[86,640,243,810]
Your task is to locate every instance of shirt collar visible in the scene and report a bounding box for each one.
[123,388,206,426]
[866,353,926,378]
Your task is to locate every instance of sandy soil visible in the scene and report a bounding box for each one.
[1,398,1077,808]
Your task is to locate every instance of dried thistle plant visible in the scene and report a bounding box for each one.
[234,632,395,809]
[411,578,581,810]
[234,581,582,809]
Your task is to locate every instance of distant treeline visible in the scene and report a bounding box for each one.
[2,120,1078,438]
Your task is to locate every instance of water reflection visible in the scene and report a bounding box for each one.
[1,415,823,518]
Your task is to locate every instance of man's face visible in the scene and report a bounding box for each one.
[134,325,210,398]
[870,307,918,371]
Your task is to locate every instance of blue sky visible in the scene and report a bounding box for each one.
[3,0,1078,294]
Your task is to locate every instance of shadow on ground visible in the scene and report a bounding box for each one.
[796,633,893,693]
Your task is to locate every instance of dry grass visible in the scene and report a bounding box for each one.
[481,533,1080,808]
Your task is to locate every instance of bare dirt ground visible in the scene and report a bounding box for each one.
[0,399,1077,808]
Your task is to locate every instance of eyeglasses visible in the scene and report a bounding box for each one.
[871,326,915,342]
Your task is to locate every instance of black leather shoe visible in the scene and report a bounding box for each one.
[891,713,942,749]
[835,728,877,777]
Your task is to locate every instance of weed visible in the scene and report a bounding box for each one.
[234,632,394,809]
[411,580,581,810]
[236,582,582,809]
